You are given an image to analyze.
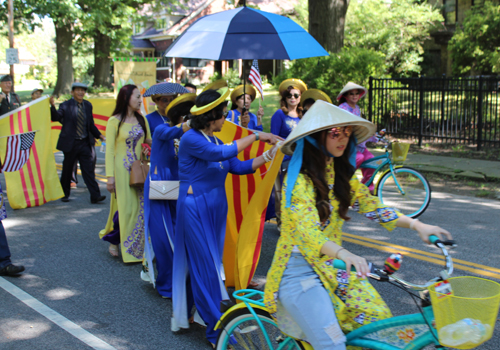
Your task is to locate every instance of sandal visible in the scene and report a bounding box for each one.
[109,244,119,257]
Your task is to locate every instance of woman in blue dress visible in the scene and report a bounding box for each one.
[226,84,263,131]
[145,83,190,136]
[270,78,308,229]
[171,87,280,346]
[143,93,196,297]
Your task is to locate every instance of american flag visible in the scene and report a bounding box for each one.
[1,131,36,172]
[248,59,264,101]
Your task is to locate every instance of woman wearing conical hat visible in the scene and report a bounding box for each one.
[270,78,308,228]
[263,100,452,349]
[338,82,379,192]
[227,84,264,131]
[142,93,196,297]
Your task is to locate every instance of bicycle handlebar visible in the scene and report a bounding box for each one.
[332,235,456,290]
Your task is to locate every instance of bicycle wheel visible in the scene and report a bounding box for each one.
[215,308,304,350]
[376,166,431,218]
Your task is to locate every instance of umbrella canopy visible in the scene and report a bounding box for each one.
[164,6,329,60]
[143,82,189,97]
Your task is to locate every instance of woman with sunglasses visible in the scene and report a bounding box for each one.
[171,87,281,347]
[270,78,307,229]
[227,84,264,131]
[338,82,379,192]
[145,83,190,136]
[264,100,452,350]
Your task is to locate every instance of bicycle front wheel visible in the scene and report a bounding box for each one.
[376,167,431,218]
[216,308,304,350]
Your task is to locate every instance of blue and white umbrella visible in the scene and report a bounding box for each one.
[164,6,329,60]
[143,82,189,97]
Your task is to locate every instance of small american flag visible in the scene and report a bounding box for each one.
[249,59,264,101]
[1,131,36,172]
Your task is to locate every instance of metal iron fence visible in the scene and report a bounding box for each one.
[367,76,500,150]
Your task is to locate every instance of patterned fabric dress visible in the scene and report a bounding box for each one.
[99,117,151,263]
[264,165,402,342]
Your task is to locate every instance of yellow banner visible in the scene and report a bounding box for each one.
[0,97,64,209]
[114,60,156,115]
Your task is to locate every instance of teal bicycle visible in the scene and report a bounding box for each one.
[360,134,431,218]
[215,236,500,350]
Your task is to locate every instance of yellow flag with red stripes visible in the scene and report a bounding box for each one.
[0,97,64,209]
[51,98,116,152]
[216,121,284,290]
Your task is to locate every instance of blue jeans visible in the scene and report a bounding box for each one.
[0,221,12,270]
[278,252,346,350]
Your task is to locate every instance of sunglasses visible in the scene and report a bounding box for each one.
[286,93,300,99]
[347,92,360,96]
[327,126,353,139]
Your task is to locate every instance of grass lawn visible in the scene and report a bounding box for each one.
[248,83,281,133]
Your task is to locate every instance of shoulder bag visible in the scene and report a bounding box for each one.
[148,167,180,200]
[129,154,149,188]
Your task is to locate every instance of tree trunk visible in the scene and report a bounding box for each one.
[93,30,112,88]
[53,20,73,96]
[308,0,350,53]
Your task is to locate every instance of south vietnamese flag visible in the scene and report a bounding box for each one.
[216,121,284,290]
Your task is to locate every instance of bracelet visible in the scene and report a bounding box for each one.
[253,131,259,141]
[409,219,419,230]
[335,247,346,259]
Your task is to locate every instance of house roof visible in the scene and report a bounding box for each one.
[131,36,155,49]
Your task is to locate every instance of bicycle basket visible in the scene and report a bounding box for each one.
[429,276,500,349]
[391,142,410,162]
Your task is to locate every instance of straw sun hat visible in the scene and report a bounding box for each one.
[299,89,332,106]
[281,99,376,156]
[230,84,257,103]
[278,78,307,96]
[336,82,368,101]
[202,79,228,93]
[190,87,230,116]
[165,93,197,116]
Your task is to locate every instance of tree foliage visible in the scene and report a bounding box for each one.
[449,2,500,75]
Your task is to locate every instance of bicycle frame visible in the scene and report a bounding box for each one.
[361,148,407,196]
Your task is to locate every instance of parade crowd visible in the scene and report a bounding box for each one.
[1,76,453,349]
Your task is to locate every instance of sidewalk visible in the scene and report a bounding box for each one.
[371,148,500,180]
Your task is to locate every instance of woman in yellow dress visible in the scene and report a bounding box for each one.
[264,100,452,349]
[99,85,152,262]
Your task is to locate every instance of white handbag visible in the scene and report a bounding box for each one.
[149,179,180,200]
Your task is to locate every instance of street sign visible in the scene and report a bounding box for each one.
[6,48,19,65]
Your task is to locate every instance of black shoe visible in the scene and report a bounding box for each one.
[0,264,25,276]
[61,197,69,202]
[91,195,106,204]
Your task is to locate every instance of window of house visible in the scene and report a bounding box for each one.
[444,0,456,25]
[156,17,167,30]
[182,58,202,67]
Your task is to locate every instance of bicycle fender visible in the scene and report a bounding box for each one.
[214,302,269,330]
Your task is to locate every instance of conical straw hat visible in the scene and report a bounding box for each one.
[336,82,368,101]
[281,100,376,155]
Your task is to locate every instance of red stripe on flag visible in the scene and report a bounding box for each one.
[257,141,267,175]
[51,125,62,130]
[26,108,47,205]
[247,209,267,286]
[93,114,110,121]
[232,127,244,230]
[96,124,106,131]
[10,115,32,207]
[18,111,40,205]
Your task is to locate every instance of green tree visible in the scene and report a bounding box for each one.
[308,0,350,53]
[449,2,500,75]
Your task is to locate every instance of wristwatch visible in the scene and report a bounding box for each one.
[253,131,259,141]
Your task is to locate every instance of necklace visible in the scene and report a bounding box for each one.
[158,112,168,124]
[200,130,224,169]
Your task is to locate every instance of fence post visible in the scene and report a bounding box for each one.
[477,76,483,151]
[418,76,424,147]
[368,76,373,122]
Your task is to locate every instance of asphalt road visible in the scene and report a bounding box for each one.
[1,151,499,350]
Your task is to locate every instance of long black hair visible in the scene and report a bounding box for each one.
[299,131,355,222]
[112,84,148,140]
[190,90,227,131]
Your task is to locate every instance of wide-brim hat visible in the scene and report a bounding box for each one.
[336,82,367,101]
[144,82,189,99]
[279,78,307,96]
[31,88,44,95]
[281,100,376,155]
[230,84,257,104]
[190,87,230,116]
[202,79,228,93]
[165,93,197,117]
[300,89,332,106]
[71,82,88,90]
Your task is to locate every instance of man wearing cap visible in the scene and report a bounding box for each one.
[0,75,21,116]
[31,88,44,101]
[49,82,106,203]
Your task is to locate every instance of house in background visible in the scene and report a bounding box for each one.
[130,0,299,84]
